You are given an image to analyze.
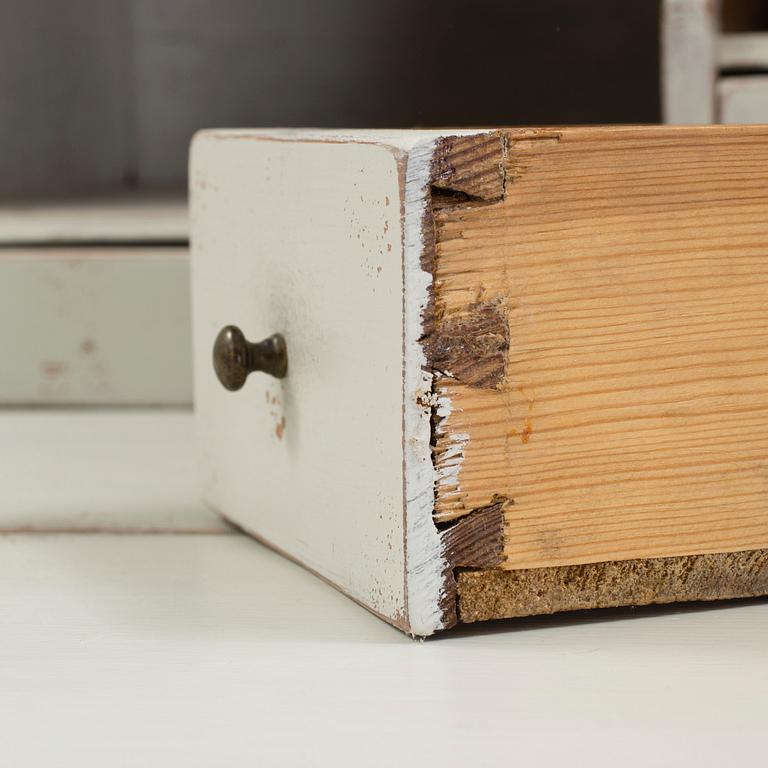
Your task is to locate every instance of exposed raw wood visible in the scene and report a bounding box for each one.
[428,126,768,574]
[431,132,506,202]
[457,549,768,623]
[440,499,507,570]
[423,299,509,389]
[438,498,508,627]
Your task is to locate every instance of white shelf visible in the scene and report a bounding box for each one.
[0,408,226,532]
[719,32,768,70]
[0,194,187,244]
[0,530,766,767]
[1,407,766,765]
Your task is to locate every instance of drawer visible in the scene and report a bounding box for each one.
[0,196,191,404]
[0,247,191,404]
[190,126,768,636]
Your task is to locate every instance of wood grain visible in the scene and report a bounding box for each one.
[430,125,768,570]
[431,131,506,201]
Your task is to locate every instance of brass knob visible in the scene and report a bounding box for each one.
[212,325,288,390]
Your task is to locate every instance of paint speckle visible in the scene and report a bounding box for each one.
[275,416,286,440]
[41,361,67,378]
[80,338,96,355]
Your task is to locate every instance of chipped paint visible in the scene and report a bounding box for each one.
[402,138,447,636]
[402,133,500,635]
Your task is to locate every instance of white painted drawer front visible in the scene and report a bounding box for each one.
[0,248,191,404]
[191,134,407,624]
[0,196,191,405]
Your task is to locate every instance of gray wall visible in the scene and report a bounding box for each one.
[0,0,133,197]
[0,0,660,198]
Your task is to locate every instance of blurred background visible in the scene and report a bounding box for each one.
[4,0,768,528]
[4,5,768,760]
[0,0,662,200]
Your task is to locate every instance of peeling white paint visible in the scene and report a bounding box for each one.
[401,132,497,634]
[436,434,470,491]
[432,385,468,503]
[402,138,446,636]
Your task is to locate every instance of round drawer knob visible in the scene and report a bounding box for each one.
[212,325,288,390]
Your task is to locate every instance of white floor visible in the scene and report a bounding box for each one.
[1,409,767,767]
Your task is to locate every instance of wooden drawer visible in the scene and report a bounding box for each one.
[191,126,768,636]
[0,196,191,404]
[0,248,190,404]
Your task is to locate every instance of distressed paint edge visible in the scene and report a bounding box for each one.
[402,132,503,636]
[191,128,507,637]
[403,137,446,637]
